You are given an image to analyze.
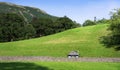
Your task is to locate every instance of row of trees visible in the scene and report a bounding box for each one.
[82,17,110,26]
[0,13,36,42]
[30,16,80,37]
[82,18,110,26]
[0,13,80,42]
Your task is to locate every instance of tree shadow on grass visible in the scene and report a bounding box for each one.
[0,62,53,70]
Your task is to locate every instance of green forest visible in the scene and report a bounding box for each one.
[0,13,80,42]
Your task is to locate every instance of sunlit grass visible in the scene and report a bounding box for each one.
[0,24,120,57]
[0,62,120,70]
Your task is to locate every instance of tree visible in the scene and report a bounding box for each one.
[73,21,81,27]
[0,13,36,42]
[24,24,36,39]
[53,16,80,32]
[30,17,54,37]
[100,9,120,50]
[83,20,96,26]
[96,18,110,24]
[30,16,80,37]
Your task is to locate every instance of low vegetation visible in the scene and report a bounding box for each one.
[0,62,120,70]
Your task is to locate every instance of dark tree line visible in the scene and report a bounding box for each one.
[0,13,80,42]
[82,18,110,26]
[30,17,54,37]
[30,16,80,37]
[0,13,35,42]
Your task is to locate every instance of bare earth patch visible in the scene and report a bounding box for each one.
[0,56,120,62]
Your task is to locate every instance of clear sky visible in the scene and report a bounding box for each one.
[0,0,120,24]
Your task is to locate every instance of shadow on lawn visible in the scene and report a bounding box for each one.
[0,62,53,70]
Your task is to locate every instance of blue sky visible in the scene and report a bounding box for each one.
[0,0,120,24]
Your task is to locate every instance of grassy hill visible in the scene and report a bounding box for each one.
[0,24,120,57]
[0,2,58,23]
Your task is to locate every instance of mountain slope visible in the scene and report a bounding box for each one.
[0,2,58,23]
[0,24,120,57]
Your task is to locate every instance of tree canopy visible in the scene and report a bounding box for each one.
[0,13,80,42]
[83,20,96,26]
[100,9,120,50]
[0,13,36,42]
[53,16,80,32]
[30,17,54,37]
[30,16,80,37]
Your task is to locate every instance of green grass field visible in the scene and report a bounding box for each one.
[0,24,120,57]
[0,62,120,70]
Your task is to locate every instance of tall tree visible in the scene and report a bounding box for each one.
[100,9,120,50]
[54,16,79,32]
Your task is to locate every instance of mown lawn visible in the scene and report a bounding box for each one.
[0,24,120,57]
[0,62,120,70]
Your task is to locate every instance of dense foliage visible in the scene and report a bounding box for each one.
[53,16,80,32]
[30,17,54,37]
[30,16,80,37]
[96,18,110,24]
[83,20,96,26]
[0,2,81,42]
[83,18,110,27]
[0,13,36,42]
[100,9,120,50]
[0,13,80,42]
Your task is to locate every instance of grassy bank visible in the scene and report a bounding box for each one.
[0,24,120,57]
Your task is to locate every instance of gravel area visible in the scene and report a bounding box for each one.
[0,56,120,62]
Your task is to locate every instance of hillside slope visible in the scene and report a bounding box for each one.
[0,2,57,23]
[0,24,120,57]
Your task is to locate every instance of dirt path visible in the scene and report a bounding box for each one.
[0,56,120,62]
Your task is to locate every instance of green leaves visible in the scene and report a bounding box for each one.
[30,16,80,37]
[0,13,36,42]
[83,20,96,26]
[101,9,120,50]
